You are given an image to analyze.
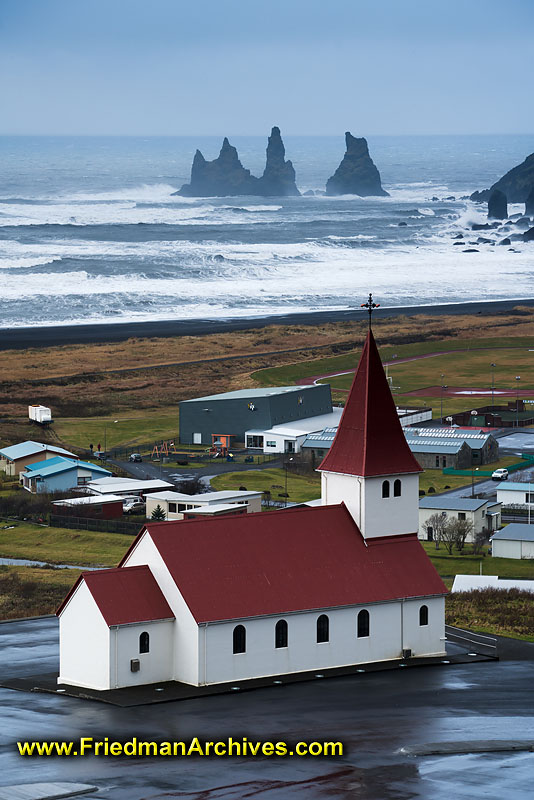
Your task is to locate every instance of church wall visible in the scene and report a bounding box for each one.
[111,620,175,688]
[401,597,446,656]
[58,581,111,690]
[202,602,408,685]
[122,532,200,685]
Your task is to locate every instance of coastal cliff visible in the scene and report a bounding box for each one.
[326,133,389,197]
[176,127,299,197]
[471,152,534,204]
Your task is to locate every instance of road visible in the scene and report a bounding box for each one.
[110,456,282,488]
[1,617,534,799]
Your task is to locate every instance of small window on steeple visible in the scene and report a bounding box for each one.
[394,479,401,497]
[382,480,390,498]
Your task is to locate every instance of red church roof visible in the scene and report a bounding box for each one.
[56,565,175,626]
[318,329,422,477]
[123,504,446,624]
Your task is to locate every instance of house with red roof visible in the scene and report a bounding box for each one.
[57,329,447,691]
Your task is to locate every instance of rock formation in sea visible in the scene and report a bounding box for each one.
[526,186,534,217]
[176,138,258,197]
[256,126,300,197]
[470,152,534,203]
[325,133,389,197]
[175,127,299,197]
[487,189,508,219]
[524,226,534,242]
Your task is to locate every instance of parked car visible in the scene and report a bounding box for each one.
[123,498,146,514]
[129,453,143,462]
[491,468,509,481]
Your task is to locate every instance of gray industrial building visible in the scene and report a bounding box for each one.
[179,384,332,446]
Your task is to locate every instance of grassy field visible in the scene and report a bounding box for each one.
[422,542,534,581]
[445,588,534,641]
[54,409,179,451]
[210,468,321,504]
[0,521,134,567]
[0,564,81,620]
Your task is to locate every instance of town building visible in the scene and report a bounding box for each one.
[52,494,126,520]
[449,401,534,429]
[496,482,534,511]
[245,408,343,454]
[490,524,534,559]
[0,441,77,478]
[21,457,111,494]
[179,384,333,446]
[57,329,447,692]
[145,490,262,520]
[83,477,174,497]
[301,425,497,471]
[418,497,502,543]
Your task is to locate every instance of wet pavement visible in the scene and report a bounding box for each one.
[1,618,533,799]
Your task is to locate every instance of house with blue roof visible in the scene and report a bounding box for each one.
[491,523,534,559]
[418,496,501,543]
[21,456,111,494]
[0,440,77,478]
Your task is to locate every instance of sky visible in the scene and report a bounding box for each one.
[1,0,533,136]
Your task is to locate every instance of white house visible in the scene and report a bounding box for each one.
[496,482,534,511]
[490,524,534,559]
[145,490,262,520]
[245,407,343,454]
[57,329,447,691]
[418,497,502,543]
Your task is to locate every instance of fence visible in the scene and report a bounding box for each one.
[49,513,141,535]
[445,624,498,657]
[443,453,534,478]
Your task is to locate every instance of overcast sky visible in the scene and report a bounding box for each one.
[1,0,533,135]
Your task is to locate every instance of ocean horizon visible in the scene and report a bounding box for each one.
[1,133,533,330]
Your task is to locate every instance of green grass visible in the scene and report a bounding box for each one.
[210,468,321,504]
[422,542,534,580]
[0,521,134,567]
[54,409,179,451]
[0,564,81,620]
[253,337,534,389]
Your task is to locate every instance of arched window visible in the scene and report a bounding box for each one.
[419,605,429,626]
[317,614,329,643]
[382,480,390,498]
[139,631,150,654]
[357,609,370,638]
[394,479,401,497]
[233,624,246,654]
[275,619,288,649]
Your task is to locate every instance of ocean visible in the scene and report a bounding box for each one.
[0,134,533,330]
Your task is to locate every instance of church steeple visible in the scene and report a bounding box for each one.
[319,314,421,540]
[318,328,422,478]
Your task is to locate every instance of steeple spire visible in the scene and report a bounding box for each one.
[318,328,422,478]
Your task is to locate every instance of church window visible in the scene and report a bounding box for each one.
[233,625,246,654]
[139,631,150,654]
[357,609,370,638]
[419,605,429,626]
[275,619,288,648]
[394,479,401,497]
[382,480,390,498]
[317,614,329,643]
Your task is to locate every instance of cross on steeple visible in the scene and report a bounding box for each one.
[361,293,380,328]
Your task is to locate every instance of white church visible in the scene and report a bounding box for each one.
[57,329,448,691]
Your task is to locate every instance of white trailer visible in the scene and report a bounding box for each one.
[28,404,52,424]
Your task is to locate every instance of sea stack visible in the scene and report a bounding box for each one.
[176,138,258,197]
[176,127,299,197]
[257,126,300,196]
[471,152,534,203]
[487,189,508,220]
[525,186,534,217]
[325,132,389,197]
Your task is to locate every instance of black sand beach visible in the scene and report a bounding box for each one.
[2,298,534,351]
